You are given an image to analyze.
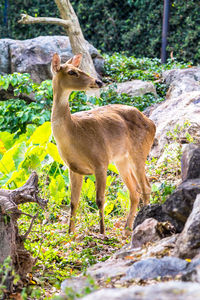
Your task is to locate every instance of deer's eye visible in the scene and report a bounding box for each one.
[68,70,78,77]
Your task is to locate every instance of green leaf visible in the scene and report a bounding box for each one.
[29,122,51,145]
[47,142,63,164]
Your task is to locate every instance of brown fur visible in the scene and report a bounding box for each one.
[51,53,156,234]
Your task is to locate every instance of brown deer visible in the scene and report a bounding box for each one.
[51,53,156,235]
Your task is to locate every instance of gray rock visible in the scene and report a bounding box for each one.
[163,67,200,99]
[149,90,200,158]
[181,144,200,181]
[162,179,200,232]
[0,36,104,83]
[131,218,175,249]
[182,263,200,283]
[133,204,180,231]
[81,281,200,300]
[86,79,157,98]
[124,256,188,280]
[174,194,200,259]
[87,258,132,280]
[131,218,160,248]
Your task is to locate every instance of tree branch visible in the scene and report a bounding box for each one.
[0,172,48,213]
[18,14,72,29]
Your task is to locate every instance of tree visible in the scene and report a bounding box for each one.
[18,0,97,77]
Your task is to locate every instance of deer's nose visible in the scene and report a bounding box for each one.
[95,79,103,88]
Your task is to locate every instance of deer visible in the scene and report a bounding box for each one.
[51,53,156,235]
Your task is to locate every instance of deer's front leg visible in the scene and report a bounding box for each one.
[69,170,83,233]
[95,168,107,234]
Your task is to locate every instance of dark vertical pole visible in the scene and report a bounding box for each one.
[3,0,8,25]
[161,0,170,64]
[3,0,8,37]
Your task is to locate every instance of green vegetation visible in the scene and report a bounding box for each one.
[1,0,199,63]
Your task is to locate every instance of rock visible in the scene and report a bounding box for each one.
[116,80,157,97]
[131,218,160,248]
[87,258,132,280]
[174,194,200,259]
[149,91,200,157]
[87,235,178,283]
[86,80,157,98]
[181,144,200,181]
[163,67,200,99]
[133,203,179,230]
[133,179,200,233]
[0,39,11,74]
[162,179,200,232]
[123,256,188,281]
[81,281,200,300]
[182,263,200,283]
[131,218,175,249]
[60,277,94,298]
[0,36,104,83]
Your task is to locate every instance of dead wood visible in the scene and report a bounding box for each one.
[0,172,47,293]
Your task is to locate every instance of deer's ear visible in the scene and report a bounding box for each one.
[51,53,61,73]
[71,54,82,67]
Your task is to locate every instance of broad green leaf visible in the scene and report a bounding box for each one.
[13,141,27,169]
[0,132,15,150]
[0,143,24,174]
[47,142,63,164]
[49,175,67,204]
[5,169,27,188]
[29,122,51,145]
[21,145,46,170]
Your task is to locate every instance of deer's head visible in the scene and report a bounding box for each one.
[51,53,103,91]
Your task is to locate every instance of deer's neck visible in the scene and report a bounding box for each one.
[51,85,72,126]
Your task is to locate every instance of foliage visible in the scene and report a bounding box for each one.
[0,73,51,133]
[103,53,192,83]
[1,0,199,63]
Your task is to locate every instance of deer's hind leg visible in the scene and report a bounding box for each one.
[116,159,140,232]
[131,158,151,206]
[95,167,107,234]
[69,170,83,233]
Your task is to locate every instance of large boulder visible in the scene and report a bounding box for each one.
[181,144,200,181]
[86,79,157,98]
[149,91,200,157]
[0,36,104,83]
[174,194,200,259]
[124,256,189,280]
[163,67,200,99]
[149,67,200,157]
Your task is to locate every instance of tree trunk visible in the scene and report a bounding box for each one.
[0,172,47,295]
[18,0,98,77]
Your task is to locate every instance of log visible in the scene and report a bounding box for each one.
[0,172,47,294]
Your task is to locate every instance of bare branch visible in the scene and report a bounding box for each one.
[0,172,48,213]
[21,212,39,240]
[18,14,72,29]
